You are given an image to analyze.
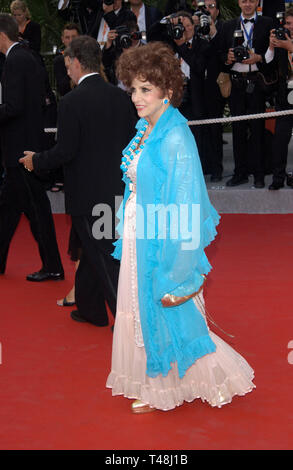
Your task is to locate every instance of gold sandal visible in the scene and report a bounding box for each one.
[131,400,156,414]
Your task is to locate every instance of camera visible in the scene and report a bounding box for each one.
[160,16,185,40]
[274,11,290,40]
[232,30,250,62]
[115,25,146,49]
[194,1,211,36]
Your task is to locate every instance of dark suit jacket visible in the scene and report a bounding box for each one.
[218,15,274,73]
[271,47,292,109]
[144,5,162,33]
[262,0,285,21]
[53,53,72,96]
[33,74,136,216]
[58,1,98,34]
[88,7,136,39]
[0,44,45,168]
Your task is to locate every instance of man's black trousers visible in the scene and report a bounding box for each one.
[0,166,63,274]
[72,215,120,326]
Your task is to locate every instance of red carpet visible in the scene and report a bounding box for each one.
[0,214,292,450]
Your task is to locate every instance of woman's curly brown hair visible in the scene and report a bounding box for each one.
[116,42,184,108]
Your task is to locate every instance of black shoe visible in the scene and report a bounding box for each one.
[254,179,265,189]
[226,175,248,187]
[26,269,64,282]
[70,310,88,323]
[70,310,109,327]
[210,175,222,183]
[268,181,284,190]
[286,173,293,187]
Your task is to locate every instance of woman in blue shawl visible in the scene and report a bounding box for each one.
[106,42,255,413]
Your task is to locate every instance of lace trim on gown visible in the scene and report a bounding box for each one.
[125,152,144,348]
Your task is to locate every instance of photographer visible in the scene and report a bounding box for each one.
[102,19,144,85]
[129,0,162,38]
[219,0,273,188]
[268,8,293,190]
[194,1,225,182]
[171,12,207,165]
[58,1,98,34]
[88,0,136,47]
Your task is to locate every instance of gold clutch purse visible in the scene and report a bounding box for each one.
[161,275,206,308]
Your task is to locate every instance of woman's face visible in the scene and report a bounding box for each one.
[130,77,168,125]
[12,9,26,25]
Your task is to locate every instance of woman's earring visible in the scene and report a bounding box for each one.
[163,98,169,105]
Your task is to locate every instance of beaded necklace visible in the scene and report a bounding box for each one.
[120,122,149,174]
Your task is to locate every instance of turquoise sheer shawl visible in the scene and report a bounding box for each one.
[113,105,220,379]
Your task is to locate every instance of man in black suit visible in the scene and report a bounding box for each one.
[129,0,162,38]
[219,0,273,188]
[88,0,137,47]
[58,0,98,34]
[0,13,64,280]
[196,0,225,182]
[53,23,80,97]
[267,8,293,190]
[20,36,136,327]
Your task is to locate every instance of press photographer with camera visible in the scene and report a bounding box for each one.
[58,0,98,34]
[102,19,144,84]
[219,0,273,188]
[169,11,207,165]
[129,0,162,38]
[191,1,225,182]
[267,8,293,190]
[87,0,136,47]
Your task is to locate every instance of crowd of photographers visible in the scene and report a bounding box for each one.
[1,0,293,191]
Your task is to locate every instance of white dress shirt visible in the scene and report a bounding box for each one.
[78,72,99,85]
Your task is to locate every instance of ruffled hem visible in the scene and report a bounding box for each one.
[106,308,256,411]
[106,368,255,411]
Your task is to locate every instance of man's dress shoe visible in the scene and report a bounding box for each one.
[226,175,248,187]
[70,310,88,323]
[268,181,284,190]
[254,179,265,189]
[210,175,223,183]
[286,173,293,187]
[70,310,109,327]
[26,269,64,282]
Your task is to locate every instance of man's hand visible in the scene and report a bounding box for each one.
[209,19,217,38]
[171,16,190,46]
[242,51,262,65]
[226,48,236,64]
[191,14,200,26]
[19,151,35,172]
[105,29,118,49]
[103,2,114,14]
[270,29,293,52]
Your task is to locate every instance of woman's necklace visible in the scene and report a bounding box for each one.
[120,122,151,173]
